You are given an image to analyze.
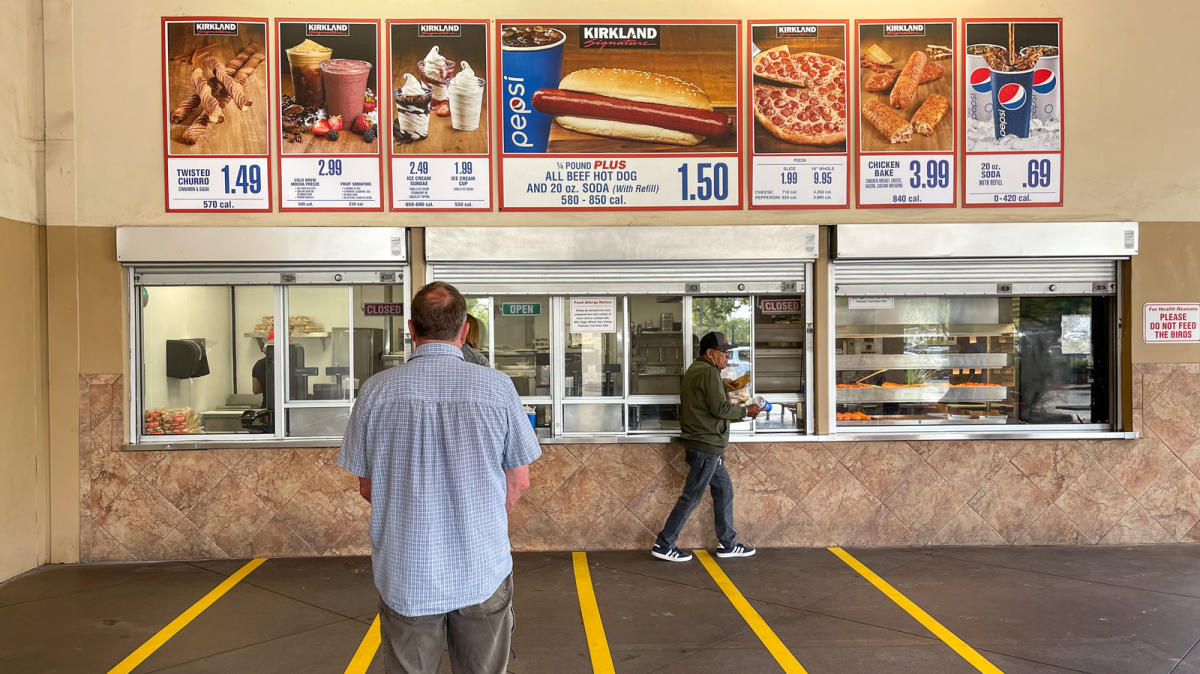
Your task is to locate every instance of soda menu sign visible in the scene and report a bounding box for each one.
[387,21,492,211]
[962,19,1063,206]
[161,17,272,212]
[1144,304,1200,343]
[496,21,742,211]
[276,19,383,211]
[854,20,957,207]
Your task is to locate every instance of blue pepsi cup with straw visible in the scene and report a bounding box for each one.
[501,25,566,153]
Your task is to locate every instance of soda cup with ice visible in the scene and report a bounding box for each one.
[966,44,1004,123]
[1022,45,1060,123]
[989,67,1035,139]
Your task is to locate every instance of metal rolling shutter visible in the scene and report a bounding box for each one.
[429,260,808,295]
[834,258,1118,296]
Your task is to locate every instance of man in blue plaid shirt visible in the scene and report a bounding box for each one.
[339,281,541,673]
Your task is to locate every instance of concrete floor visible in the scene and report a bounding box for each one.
[2,546,1199,673]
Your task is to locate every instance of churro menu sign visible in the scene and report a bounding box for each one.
[962,19,1063,207]
[388,21,491,211]
[276,20,383,211]
[749,22,850,209]
[161,18,271,212]
[854,20,956,208]
[496,21,741,211]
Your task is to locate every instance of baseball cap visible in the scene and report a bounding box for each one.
[699,331,734,353]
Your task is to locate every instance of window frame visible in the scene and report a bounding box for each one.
[128,265,410,447]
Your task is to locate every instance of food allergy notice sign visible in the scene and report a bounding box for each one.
[496,21,741,210]
[962,19,1063,206]
[1144,304,1200,343]
[570,297,617,333]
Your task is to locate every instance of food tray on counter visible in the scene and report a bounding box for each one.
[838,413,1013,426]
[837,353,1010,370]
[836,385,1007,403]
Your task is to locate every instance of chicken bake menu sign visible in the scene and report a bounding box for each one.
[161,18,272,212]
[496,21,742,211]
[855,20,957,207]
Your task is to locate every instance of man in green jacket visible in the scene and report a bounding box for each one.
[651,331,762,562]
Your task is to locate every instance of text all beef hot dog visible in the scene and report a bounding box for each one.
[532,68,734,146]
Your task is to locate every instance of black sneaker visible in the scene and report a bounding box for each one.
[651,544,693,562]
[715,542,756,558]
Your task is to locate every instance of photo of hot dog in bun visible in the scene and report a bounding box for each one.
[531,68,733,146]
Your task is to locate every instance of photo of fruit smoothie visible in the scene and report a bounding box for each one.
[286,39,332,109]
[418,45,455,105]
[447,60,485,131]
[320,59,372,123]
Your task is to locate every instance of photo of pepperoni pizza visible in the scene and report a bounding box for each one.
[750,39,847,151]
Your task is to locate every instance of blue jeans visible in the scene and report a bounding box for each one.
[655,447,737,549]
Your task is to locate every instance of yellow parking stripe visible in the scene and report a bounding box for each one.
[695,550,807,673]
[107,557,267,674]
[572,552,616,674]
[344,614,381,674]
[828,547,1003,674]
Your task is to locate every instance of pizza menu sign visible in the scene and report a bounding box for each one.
[162,16,1065,213]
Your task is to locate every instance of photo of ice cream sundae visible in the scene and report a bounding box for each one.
[393,73,433,143]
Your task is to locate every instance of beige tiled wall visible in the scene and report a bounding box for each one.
[80,363,1200,561]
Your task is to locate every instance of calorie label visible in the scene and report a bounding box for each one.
[858,154,954,206]
[964,154,1060,205]
[280,156,381,209]
[167,158,269,210]
[753,156,847,206]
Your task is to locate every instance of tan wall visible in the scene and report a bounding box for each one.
[47,0,1199,227]
[0,0,45,224]
[1131,223,1200,364]
[0,219,50,579]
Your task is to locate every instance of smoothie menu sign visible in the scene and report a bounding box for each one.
[962,19,1063,206]
[276,19,383,211]
[855,20,957,207]
[388,21,491,211]
[161,17,271,212]
[496,21,742,211]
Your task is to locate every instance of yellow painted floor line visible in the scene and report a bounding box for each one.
[344,614,381,674]
[107,557,267,674]
[828,547,1003,674]
[694,550,807,673]
[572,552,616,674]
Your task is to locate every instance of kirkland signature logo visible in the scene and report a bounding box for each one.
[580,25,660,49]
[307,23,350,36]
[777,25,819,38]
[193,22,238,35]
[884,24,926,36]
[419,24,461,37]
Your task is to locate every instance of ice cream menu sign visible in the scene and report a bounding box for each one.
[497,21,741,211]
[276,20,383,211]
[962,19,1063,206]
[388,22,491,211]
[749,21,850,209]
[161,18,271,212]
[855,20,956,207]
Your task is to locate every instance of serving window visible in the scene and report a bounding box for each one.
[831,259,1119,432]
[130,269,408,444]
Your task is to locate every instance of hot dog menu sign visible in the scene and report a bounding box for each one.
[496,21,742,211]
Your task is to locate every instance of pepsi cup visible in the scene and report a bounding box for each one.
[989,68,1035,139]
[966,44,1003,123]
[500,27,566,153]
[1023,46,1060,123]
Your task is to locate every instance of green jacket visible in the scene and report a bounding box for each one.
[680,358,747,455]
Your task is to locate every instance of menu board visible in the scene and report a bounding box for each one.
[161,18,271,212]
[962,19,1063,206]
[749,22,850,209]
[855,20,956,207]
[388,22,491,211]
[496,21,741,211]
[276,19,383,211]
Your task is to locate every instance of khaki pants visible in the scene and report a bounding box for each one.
[378,574,514,674]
